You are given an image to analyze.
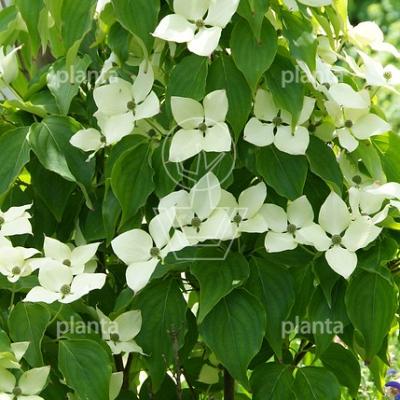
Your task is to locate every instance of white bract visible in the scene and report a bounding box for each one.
[0,334,29,370]
[325,98,391,152]
[0,46,20,86]
[243,89,315,155]
[159,173,234,243]
[219,182,269,233]
[263,196,317,252]
[153,0,239,56]
[24,261,106,304]
[70,61,160,154]
[0,205,32,238]
[30,237,100,275]
[297,192,381,278]
[169,90,231,162]
[97,309,144,355]
[0,244,39,283]
[0,366,50,400]
[112,209,188,293]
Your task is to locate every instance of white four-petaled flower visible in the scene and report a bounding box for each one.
[169,90,231,162]
[153,0,239,56]
[0,205,32,238]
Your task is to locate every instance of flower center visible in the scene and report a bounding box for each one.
[11,266,21,275]
[331,234,342,245]
[110,333,120,342]
[384,71,392,80]
[127,100,136,111]
[63,259,71,267]
[352,175,362,185]
[195,19,205,28]
[12,387,22,396]
[308,124,316,133]
[191,217,202,231]
[273,116,282,127]
[100,134,107,144]
[60,284,71,295]
[148,129,157,138]
[150,247,160,258]
[198,122,208,134]
[323,82,331,89]
[233,213,242,225]
[287,223,297,235]
[344,120,353,128]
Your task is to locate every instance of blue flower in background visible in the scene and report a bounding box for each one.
[386,381,400,398]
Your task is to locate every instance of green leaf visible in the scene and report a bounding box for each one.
[112,0,160,54]
[207,53,252,139]
[320,343,361,398]
[345,270,397,360]
[8,303,50,367]
[353,141,386,182]
[237,0,270,40]
[111,141,155,225]
[102,179,121,244]
[256,146,308,200]
[293,367,340,400]
[47,55,91,115]
[59,339,112,400]
[199,289,266,384]
[134,279,187,390]
[231,18,277,91]
[247,258,295,358]
[375,133,400,182]
[282,11,317,71]
[28,116,95,206]
[306,136,343,194]
[0,127,30,196]
[61,0,96,50]
[251,363,294,400]
[265,54,305,125]
[167,55,208,101]
[191,250,250,323]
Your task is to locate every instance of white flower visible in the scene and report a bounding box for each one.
[325,98,391,152]
[349,21,400,58]
[0,46,20,86]
[159,173,234,243]
[169,90,231,162]
[97,309,144,355]
[0,205,32,238]
[153,0,239,56]
[262,196,317,252]
[219,182,269,233]
[327,83,370,110]
[70,61,160,153]
[24,261,106,304]
[298,57,338,92]
[296,192,382,278]
[30,237,100,275]
[112,209,189,293]
[0,244,40,283]
[0,366,50,400]
[0,337,29,370]
[244,89,315,155]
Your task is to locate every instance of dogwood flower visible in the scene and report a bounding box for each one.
[0,366,50,400]
[262,196,317,252]
[70,61,160,153]
[243,89,315,155]
[169,90,231,162]
[296,192,381,278]
[0,244,40,283]
[24,261,106,304]
[97,309,144,355]
[219,182,269,233]
[0,46,20,86]
[0,332,29,370]
[153,0,239,56]
[112,209,189,293]
[30,237,100,275]
[0,205,32,237]
[325,98,391,152]
[349,21,400,58]
[158,173,234,243]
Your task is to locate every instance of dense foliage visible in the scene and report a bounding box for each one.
[0,0,400,399]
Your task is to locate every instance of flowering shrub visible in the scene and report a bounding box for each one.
[0,0,400,399]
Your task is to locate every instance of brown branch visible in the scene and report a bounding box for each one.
[224,369,234,400]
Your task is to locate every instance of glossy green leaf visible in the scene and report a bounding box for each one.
[237,0,270,39]
[199,289,266,384]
